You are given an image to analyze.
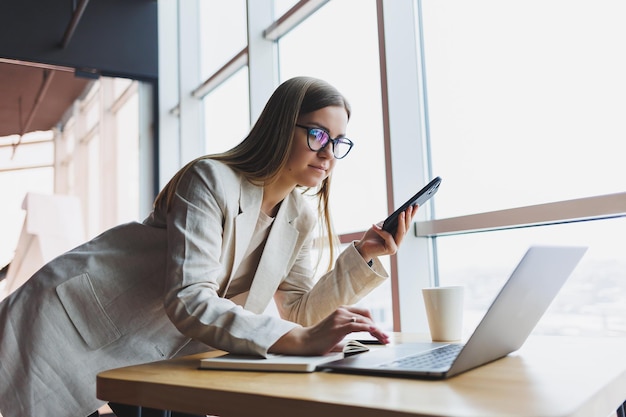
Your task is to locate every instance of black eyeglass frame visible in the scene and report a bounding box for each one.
[295,124,354,159]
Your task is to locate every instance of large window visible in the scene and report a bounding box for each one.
[421,0,626,336]
[437,219,626,338]
[422,0,626,216]
[163,0,626,337]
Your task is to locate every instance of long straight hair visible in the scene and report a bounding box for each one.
[154,76,351,271]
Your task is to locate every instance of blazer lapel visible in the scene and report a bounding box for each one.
[244,192,300,314]
[223,179,262,296]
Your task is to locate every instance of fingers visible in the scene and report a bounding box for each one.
[401,204,417,226]
[355,205,418,265]
[345,321,390,344]
[370,222,398,246]
[339,307,390,344]
[401,205,415,231]
[345,319,390,344]
[342,305,374,319]
[392,205,417,245]
[368,327,391,344]
[338,306,374,327]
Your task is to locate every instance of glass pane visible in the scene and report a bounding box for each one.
[199,0,247,79]
[0,132,55,271]
[0,133,53,168]
[84,88,100,133]
[113,78,133,98]
[273,0,299,18]
[422,1,626,218]
[436,217,626,338]
[0,164,54,269]
[86,134,101,237]
[115,90,140,222]
[203,67,250,155]
[278,0,386,235]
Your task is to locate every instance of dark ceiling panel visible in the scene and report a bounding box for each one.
[0,0,158,80]
[0,0,157,137]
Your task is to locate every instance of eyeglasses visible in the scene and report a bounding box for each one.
[295,124,354,159]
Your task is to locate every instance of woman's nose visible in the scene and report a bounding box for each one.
[317,143,334,159]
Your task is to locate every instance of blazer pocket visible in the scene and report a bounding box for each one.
[56,273,121,349]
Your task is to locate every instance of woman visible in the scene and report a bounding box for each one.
[0,76,416,417]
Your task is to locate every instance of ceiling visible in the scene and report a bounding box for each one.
[0,0,158,138]
[0,60,90,137]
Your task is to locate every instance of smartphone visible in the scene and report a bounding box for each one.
[381,176,442,234]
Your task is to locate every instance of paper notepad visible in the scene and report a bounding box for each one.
[199,340,370,373]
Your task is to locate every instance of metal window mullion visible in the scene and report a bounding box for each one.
[99,77,118,229]
[247,0,279,123]
[157,0,182,187]
[138,82,156,217]
[417,193,626,237]
[177,0,204,165]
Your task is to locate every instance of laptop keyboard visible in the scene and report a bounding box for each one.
[379,343,464,370]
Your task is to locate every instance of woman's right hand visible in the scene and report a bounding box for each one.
[268,305,390,356]
[355,205,417,263]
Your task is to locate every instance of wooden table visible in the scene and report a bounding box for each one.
[97,334,626,417]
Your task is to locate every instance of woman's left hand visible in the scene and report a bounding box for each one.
[354,205,417,263]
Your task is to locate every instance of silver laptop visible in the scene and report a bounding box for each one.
[319,245,587,379]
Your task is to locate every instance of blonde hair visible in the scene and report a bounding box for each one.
[153,76,351,271]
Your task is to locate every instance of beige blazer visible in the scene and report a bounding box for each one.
[0,159,388,417]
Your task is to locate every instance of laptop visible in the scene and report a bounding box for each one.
[319,245,587,379]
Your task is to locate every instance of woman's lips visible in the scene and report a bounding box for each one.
[309,165,328,173]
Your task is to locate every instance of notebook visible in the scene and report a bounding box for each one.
[318,245,587,379]
[199,339,370,372]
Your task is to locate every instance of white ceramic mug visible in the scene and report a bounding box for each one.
[421,286,464,342]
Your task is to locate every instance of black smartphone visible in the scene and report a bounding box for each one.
[381,176,442,234]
